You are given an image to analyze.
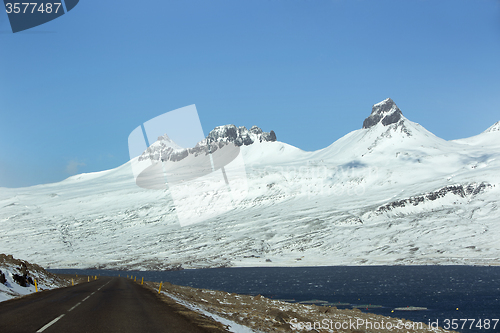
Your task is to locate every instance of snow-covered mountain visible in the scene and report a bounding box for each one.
[1,98,499,270]
[138,125,276,163]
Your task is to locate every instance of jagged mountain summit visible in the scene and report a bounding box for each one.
[362,98,403,129]
[206,125,276,146]
[139,125,276,163]
[0,99,499,270]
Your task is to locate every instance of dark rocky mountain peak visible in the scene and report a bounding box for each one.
[139,125,276,162]
[362,98,403,129]
[206,125,276,147]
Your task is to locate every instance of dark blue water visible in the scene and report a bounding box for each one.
[50,266,500,332]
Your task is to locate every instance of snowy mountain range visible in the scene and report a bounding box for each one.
[138,125,276,163]
[1,98,499,270]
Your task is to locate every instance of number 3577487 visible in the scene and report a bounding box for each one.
[5,3,62,14]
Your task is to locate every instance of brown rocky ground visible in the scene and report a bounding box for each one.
[143,280,458,333]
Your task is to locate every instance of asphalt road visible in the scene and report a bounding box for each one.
[0,277,225,333]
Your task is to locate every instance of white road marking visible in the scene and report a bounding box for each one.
[36,314,65,332]
[36,280,114,332]
[68,302,81,312]
[97,280,111,291]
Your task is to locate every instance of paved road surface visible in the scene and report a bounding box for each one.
[0,277,225,333]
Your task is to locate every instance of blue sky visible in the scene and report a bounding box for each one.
[0,0,499,188]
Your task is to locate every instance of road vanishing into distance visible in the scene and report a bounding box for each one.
[0,277,227,333]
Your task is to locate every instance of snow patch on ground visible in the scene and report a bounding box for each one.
[161,290,257,333]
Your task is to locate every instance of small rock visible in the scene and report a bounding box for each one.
[20,262,28,275]
[321,306,337,313]
[13,273,28,287]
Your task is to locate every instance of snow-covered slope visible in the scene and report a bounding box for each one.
[0,254,71,302]
[452,120,500,149]
[1,99,499,269]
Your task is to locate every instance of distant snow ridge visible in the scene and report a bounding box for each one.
[484,121,500,133]
[362,98,403,129]
[139,125,276,162]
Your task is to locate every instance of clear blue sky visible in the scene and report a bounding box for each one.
[1,0,499,188]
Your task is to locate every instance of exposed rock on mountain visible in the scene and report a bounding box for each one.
[139,125,276,163]
[362,98,403,129]
[206,125,276,146]
[375,182,493,214]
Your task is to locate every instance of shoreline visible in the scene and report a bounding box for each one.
[142,279,459,333]
[47,262,500,272]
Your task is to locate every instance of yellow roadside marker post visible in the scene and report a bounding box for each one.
[134,276,136,282]
[141,277,143,285]
[34,279,38,292]
[95,276,97,280]
[72,278,74,286]
[158,282,162,294]
[88,276,90,282]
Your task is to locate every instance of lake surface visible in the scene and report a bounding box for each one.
[50,266,500,332]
